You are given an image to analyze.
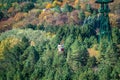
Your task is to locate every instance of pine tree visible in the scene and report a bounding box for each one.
[21,46,39,79]
[62,3,74,12]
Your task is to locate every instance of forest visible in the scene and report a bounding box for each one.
[0,0,120,80]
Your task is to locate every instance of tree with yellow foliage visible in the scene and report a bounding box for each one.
[46,0,62,9]
[52,0,62,7]
[0,37,20,59]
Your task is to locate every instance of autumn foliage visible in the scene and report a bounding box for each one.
[109,13,120,27]
[0,0,119,33]
[14,12,27,21]
[46,3,53,9]
[0,37,20,59]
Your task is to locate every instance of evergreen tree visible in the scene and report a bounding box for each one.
[0,11,3,20]
[98,44,120,80]
[86,4,93,13]
[78,10,85,24]
[21,46,39,79]
[62,3,74,12]
[112,27,120,44]
[53,5,61,13]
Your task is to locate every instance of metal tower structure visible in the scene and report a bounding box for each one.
[95,0,113,43]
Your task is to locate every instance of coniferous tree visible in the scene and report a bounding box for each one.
[0,11,3,20]
[78,10,85,24]
[21,46,39,79]
[86,4,93,13]
[62,3,74,12]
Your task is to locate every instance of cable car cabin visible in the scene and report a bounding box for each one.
[58,44,64,52]
[95,0,113,3]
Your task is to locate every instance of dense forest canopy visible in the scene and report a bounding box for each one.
[0,0,120,80]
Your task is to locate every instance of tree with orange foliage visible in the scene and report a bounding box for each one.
[46,0,62,9]
[74,0,79,6]
[8,7,14,13]
[75,0,81,10]
[46,3,53,9]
